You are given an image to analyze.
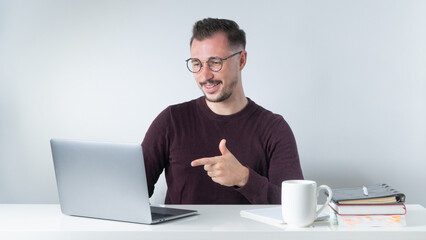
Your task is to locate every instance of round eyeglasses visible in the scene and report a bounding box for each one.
[185,51,242,73]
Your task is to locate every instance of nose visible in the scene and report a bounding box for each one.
[197,64,215,82]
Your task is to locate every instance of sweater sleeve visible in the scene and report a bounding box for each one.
[141,108,171,198]
[236,116,304,204]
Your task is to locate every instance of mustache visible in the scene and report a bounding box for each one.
[200,79,222,87]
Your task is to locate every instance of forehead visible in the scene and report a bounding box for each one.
[190,32,231,59]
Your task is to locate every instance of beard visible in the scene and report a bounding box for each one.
[200,79,238,103]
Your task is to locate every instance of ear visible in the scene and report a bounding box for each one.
[239,50,247,70]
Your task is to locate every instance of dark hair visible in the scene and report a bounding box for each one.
[190,18,246,50]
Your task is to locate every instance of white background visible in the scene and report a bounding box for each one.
[1,0,425,206]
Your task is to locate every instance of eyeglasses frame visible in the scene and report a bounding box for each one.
[185,51,243,73]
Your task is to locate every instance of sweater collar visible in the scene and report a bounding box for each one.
[196,96,258,121]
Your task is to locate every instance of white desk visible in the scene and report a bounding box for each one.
[1,204,425,240]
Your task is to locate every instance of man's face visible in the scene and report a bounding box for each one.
[190,32,242,103]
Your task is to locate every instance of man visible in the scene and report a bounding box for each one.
[142,18,303,204]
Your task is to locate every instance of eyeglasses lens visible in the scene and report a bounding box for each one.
[207,58,222,72]
[188,59,201,73]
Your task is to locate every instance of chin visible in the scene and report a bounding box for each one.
[205,92,232,103]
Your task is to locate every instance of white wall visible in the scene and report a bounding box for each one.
[1,0,425,206]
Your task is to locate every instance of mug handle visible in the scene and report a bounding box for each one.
[315,185,333,219]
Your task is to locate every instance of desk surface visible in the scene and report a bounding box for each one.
[1,204,426,240]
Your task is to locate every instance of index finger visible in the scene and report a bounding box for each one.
[191,157,219,167]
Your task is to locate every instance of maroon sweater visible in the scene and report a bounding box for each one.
[142,97,303,204]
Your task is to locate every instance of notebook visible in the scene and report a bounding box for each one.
[50,138,198,224]
[240,206,329,228]
[330,184,406,205]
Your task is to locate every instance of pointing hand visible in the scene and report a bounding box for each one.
[191,139,249,187]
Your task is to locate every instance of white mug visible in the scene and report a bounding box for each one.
[281,180,332,227]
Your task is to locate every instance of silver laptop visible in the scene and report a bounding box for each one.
[50,138,198,224]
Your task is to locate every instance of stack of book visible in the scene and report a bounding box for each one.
[328,183,407,227]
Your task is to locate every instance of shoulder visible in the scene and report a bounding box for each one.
[161,98,201,122]
[246,100,295,144]
[167,98,199,112]
[152,98,201,127]
[250,100,290,129]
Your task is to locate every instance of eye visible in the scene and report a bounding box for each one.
[191,60,201,67]
[209,59,222,66]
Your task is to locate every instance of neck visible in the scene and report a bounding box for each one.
[205,91,248,115]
